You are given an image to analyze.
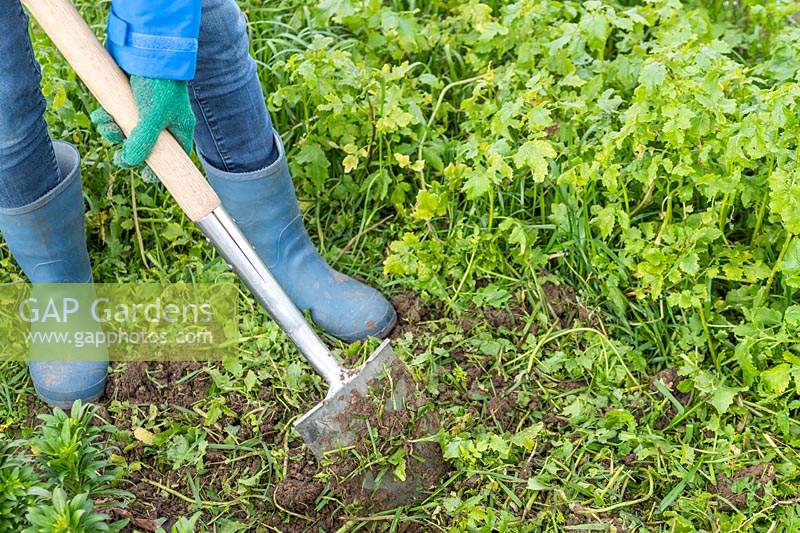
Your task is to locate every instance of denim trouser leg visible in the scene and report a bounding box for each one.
[0,1,62,209]
[190,0,276,174]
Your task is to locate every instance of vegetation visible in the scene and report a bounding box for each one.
[2,0,800,530]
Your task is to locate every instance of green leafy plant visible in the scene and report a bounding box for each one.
[31,401,126,500]
[0,439,39,530]
[23,488,123,533]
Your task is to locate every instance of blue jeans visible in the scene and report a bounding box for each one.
[0,0,275,210]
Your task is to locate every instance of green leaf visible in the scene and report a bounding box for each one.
[709,383,742,414]
[526,476,550,491]
[513,140,557,182]
[769,169,800,234]
[388,448,407,481]
[162,223,188,243]
[762,363,791,394]
[244,370,257,391]
[412,190,446,221]
[780,237,800,288]
[639,61,666,90]
[678,252,700,275]
[295,143,331,188]
[580,12,609,51]
[462,168,492,199]
[785,306,800,325]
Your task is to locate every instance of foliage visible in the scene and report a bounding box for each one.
[23,488,120,533]
[31,401,125,500]
[0,403,129,531]
[0,439,39,531]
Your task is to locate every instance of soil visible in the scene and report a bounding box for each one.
[5,271,602,533]
[651,368,690,405]
[486,376,521,431]
[392,291,432,324]
[22,394,49,430]
[565,508,626,531]
[266,447,339,532]
[390,291,436,340]
[99,288,542,529]
[484,308,514,329]
[543,412,569,429]
[110,508,160,532]
[103,366,274,532]
[104,361,210,408]
[273,447,323,512]
[540,271,591,326]
[711,464,776,510]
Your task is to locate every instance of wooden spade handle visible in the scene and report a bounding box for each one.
[22,0,221,222]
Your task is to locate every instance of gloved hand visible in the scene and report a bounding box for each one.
[91,75,196,182]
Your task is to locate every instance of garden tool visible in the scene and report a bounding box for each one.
[22,0,443,506]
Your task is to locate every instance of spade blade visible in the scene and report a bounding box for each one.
[294,339,446,509]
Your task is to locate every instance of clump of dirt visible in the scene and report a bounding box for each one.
[565,507,626,531]
[390,291,437,340]
[711,464,777,510]
[274,447,324,512]
[487,394,517,429]
[457,316,478,333]
[125,472,191,530]
[22,394,49,429]
[392,291,432,324]
[110,508,160,532]
[543,412,569,430]
[104,361,210,407]
[540,272,590,326]
[484,308,514,329]
[558,379,587,391]
[484,375,524,431]
[651,368,690,404]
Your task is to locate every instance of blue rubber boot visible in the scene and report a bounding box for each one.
[201,131,397,342]
[0,141,107,408]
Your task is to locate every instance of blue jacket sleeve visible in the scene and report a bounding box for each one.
[106,0,202,81]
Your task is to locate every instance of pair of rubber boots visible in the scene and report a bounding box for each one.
[0,134,396,408]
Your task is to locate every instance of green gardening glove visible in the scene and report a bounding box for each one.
[91,75,196,182]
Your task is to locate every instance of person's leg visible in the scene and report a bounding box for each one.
[0,1,106,407]
[188,0,275,172]
[190,0,396,342]
[0,1,62,210]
